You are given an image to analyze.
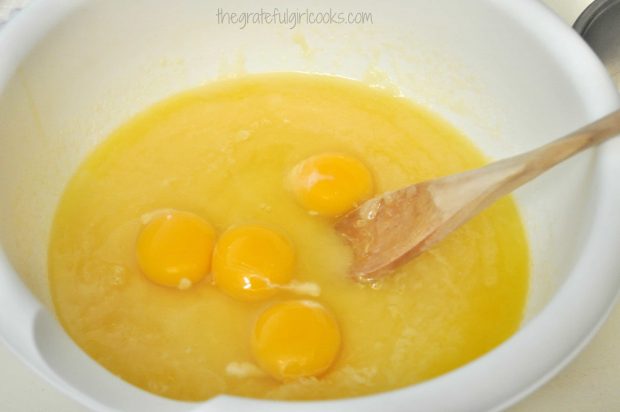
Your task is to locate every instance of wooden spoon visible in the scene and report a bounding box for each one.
[335,109,620,282]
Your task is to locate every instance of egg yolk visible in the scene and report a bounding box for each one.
[289,153,374,217]
[136,210,215,289]
[252,300,341,381]
[212,225,295,301]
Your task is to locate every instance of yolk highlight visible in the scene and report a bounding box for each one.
[252,300,341,381]
[136,210,215,289]
[289,152,374,217]
[212,225,295,301]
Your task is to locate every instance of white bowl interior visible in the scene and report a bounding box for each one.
[0,0,617,411]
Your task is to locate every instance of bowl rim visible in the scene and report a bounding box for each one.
[0,0,619,411]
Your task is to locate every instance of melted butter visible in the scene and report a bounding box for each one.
[48,73,529,401]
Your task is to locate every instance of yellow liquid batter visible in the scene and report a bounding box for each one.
[48,73,529,401]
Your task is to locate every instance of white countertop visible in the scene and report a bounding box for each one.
[0,0,618,411]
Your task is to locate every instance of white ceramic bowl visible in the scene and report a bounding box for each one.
[0,0,619,411]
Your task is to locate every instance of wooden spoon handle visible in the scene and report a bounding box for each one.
[421,109,620,258]
[498,108,620,191]
[434,109,620,214]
